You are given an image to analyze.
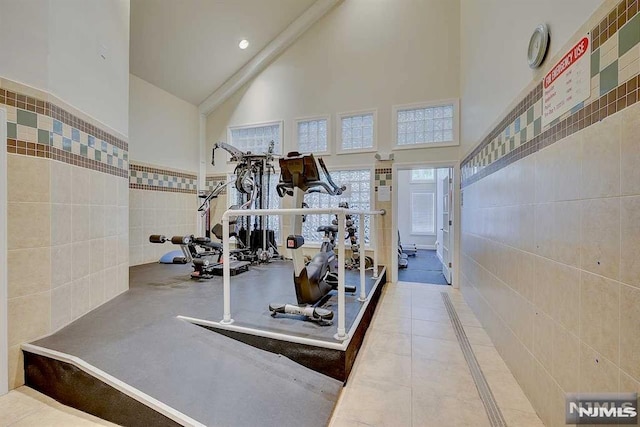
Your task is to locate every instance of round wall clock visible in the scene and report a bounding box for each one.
[528,24,550,69]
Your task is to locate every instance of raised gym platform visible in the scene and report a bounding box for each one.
[22,261,386,427]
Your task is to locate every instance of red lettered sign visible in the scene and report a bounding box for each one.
[542,35,591,127]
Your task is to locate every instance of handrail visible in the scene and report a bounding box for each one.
[219,207,385,340]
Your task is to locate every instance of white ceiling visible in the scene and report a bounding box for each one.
[130,0,317,106]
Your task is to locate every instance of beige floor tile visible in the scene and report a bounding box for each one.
[412,357,480,401]
[412,335,467,366]
[462,325,493,347]
[364,330,412,356]
[484,369,537,413]
[333,378,412,427]
[412,392,490,427]
[411,318,456,341]
[412,306,450,323]
[0,389,45,425]
[370,312,412,335]
[354,349,412,387]
[9,407,111,426]
[501,408,545,427]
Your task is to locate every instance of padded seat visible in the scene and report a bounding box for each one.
[317,225,338,233]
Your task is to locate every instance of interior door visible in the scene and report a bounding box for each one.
[441,169,452,284]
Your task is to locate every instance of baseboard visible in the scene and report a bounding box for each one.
[416,244,436,250]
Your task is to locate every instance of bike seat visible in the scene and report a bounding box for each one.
[317,225,338,233]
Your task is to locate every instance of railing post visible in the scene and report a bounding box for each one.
[358,213,367,302]
[221,216,233,324]
[371,214,379,279]
[334,212,348,341]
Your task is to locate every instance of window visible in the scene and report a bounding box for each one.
[411,192,435,234]
[228,121,282,154]
[337,110,376,153]
[411,169,435,182]
[301,169,372,244]
[393,100,459,148]
[296,117,329,153]
[227,172,281,243]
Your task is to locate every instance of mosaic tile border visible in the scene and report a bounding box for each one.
[205,174,228,194]
[8,139,128,178]
[2,84,129,178]
[129,163,198,194]
[461,0,640,188]
[374,168,392,192]
[1,89,128,151]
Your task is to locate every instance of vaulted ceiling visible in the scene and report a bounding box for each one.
[130,0,317,105]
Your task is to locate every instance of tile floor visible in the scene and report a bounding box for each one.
[0,386,115,426]
[0,282,543,427]
[329,281,544,427]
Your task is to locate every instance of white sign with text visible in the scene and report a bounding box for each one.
[542,35,591,127]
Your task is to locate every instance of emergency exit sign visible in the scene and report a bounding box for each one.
[542,36,591,127]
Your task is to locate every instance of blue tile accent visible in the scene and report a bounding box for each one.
[88,135,95,148]
[72,128,80,142]
[101,141,108,152]
[570,102,585,114]
[514,117,521,133]
[107,155,113,166]
[63,137,72,152]
[53,120,63,135]
[113,146,119,157]
[7,122,16,139]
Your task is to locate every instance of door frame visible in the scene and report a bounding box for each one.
[391,160,460,288]
[0,107,8,394]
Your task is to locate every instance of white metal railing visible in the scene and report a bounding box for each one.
[220,207,385,341]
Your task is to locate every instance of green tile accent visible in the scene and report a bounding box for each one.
[600,60,618,95]
[510,138,515,151]
[385,173,391,180]
[591,48,600,78]
[37,129,49,144]
[95,151,101,162]
[16,109,37,128]
[520,128,527,145]
[379,180,386,186]
[7,122,16,139]
[534,118,542,136]
[80,144,87,157]
[527,107,534,125]
[619,12,640,57]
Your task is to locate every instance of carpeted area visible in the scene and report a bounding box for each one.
[398,249,449,285]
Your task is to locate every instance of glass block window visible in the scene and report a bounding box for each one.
[227,172,281,243]
[297,118,328,153]
[397,104,454,146]
[301,169,371,244]
[229,122,281,154]
[411,168,435,182]
[411,191,435,234]
[340,112,374,151]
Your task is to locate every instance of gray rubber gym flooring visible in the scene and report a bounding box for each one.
[31,261,382,426]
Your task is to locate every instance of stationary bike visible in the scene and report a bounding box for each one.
[268,152,356,325]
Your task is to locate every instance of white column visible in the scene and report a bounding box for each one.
[371,214,378,279]
[358,213,367,302]
[221,216,233,324]
[334,213,348,340]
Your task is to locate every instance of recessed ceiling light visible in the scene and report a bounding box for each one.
[239,39,249,50]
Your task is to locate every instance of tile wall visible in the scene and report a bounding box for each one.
[2,78,129,389]
[460,1,640,425]
[129,163,199,266]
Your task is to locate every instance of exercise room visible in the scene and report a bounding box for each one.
[1,0,639,426]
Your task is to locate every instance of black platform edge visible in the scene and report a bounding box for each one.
[22,347,203,427]
[197,268,387,383]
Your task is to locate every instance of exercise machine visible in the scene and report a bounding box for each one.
[268,152,356,325]
[340,202,374,270]
[149,234,249,279]
[397,230,417,269]
[207,141,282,264]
